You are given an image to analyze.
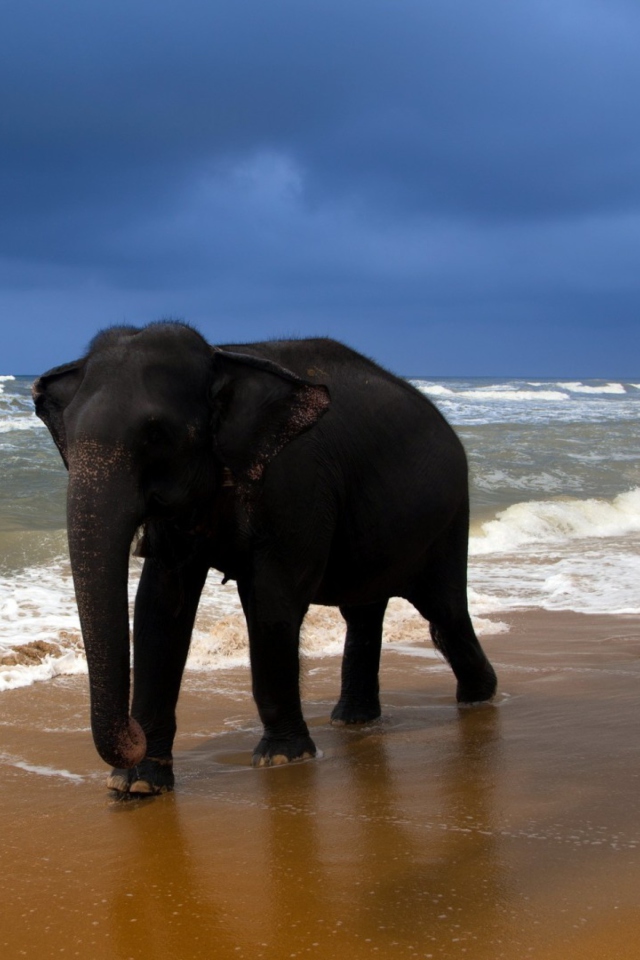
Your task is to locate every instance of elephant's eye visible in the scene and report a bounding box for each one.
[141,419,173,449]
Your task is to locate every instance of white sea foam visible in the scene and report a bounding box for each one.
[410,377,640,428]
[470,488,640,555]
[0,753,84,781]
[0,557,87,691]
[418,383,455,397]
[0,563,81,641]
[467,488,640,617]
[0,416,44,433]
[464,388,568,402]
[2,490,639,687]
[12,761,84,781]
[557,381,626,395]
[0,651,87,692]
[187,597,507,673]
[0,376,17,398]
[415,382,569,402]
[0,376,16,381]
[470,542,640,616]
[0,558,508,690]
[1,523,637,688]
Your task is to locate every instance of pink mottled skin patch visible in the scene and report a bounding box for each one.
[68,438,134,483]
[246,384,329,481]
[116,717,147,768]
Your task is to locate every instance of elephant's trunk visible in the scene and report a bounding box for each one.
[67,442,146,768]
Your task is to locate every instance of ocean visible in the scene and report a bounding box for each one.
[1,372,639,692]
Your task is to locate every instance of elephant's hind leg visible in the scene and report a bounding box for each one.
[407,540,497,704]
[427,605,497,703]
[408,585,497,702]
[331,599,388,725]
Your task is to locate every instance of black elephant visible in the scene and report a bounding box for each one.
[33,322,496,794]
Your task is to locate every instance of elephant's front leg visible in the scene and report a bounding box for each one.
[237,574,315,767]
[107,554,210,795]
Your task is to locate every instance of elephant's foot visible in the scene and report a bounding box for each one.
[106,756,174,795]
[456,663,498,704]
[330,698,381,725]
[251,735,316,767]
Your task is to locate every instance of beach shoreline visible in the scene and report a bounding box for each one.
[2,607,639,959]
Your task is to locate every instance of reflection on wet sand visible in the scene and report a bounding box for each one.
[2,610,640,959]
[218,698,507,958]
[106,797,233,960]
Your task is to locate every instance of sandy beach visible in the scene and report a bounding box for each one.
[1,608,639,960]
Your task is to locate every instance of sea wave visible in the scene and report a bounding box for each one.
[1,511,637,689]
[470,542,640,616]
[0,561,506,691]
[0,650,87,693]
[470,488,640,555]
[466,488,640,615]
[415,383,569,402]
[466,389,568,402]
[0,560,83,691]
[410,378,640,428]
[0,416,44,434]
[557,381,626,395]
[525,380,629,395]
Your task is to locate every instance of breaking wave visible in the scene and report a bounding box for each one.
[557,381,627,394]
[417,383,569,402]
[0,561,507,691]
[468,489,640,616]
[0,416,44,434]
[470,488,640,555]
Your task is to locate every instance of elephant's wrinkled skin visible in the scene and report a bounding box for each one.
[33,323,496,794]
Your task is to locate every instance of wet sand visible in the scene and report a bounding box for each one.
[1,609,640,960]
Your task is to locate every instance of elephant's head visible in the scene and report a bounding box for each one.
[33,323,329,768]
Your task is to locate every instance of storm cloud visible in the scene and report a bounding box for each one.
[1,0,639,373]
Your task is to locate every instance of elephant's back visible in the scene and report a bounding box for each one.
[217,336,455,444]
[227,336,468,533]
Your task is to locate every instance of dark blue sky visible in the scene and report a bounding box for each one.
[2,0,639,376]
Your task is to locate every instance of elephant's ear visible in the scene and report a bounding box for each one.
[32,360,85,469]
[210,350,330,481]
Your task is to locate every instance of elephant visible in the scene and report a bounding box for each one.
[33,322,497,794]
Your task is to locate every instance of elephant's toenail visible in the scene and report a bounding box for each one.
[129,779,155,794]
[270,754,289,765]
[106,774,130,793]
